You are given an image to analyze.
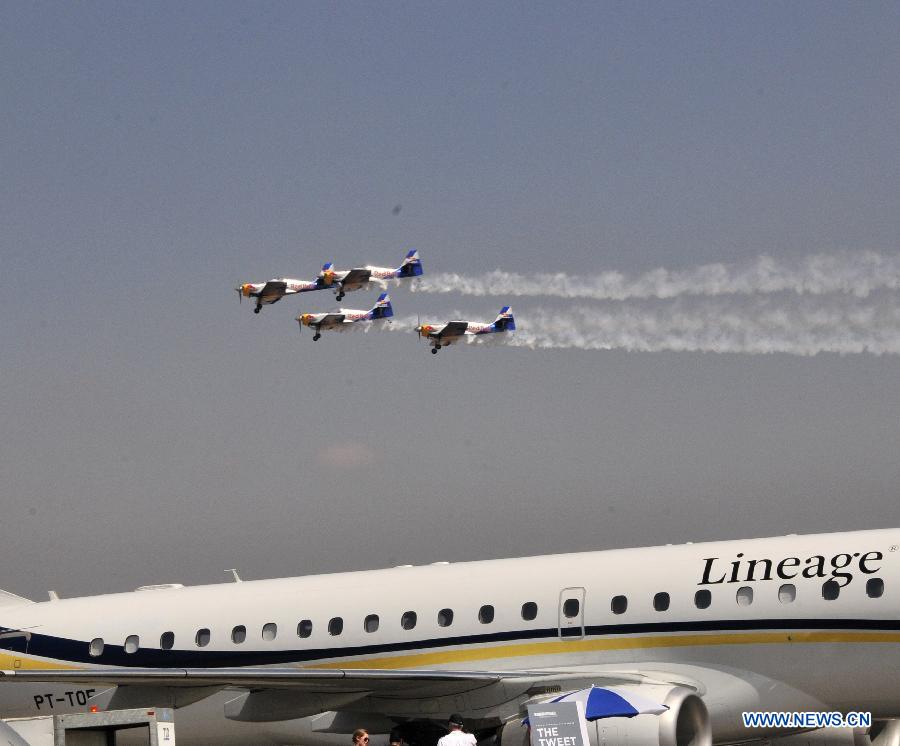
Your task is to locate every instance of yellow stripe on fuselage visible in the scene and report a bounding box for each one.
[3,630,898,673]
[309,630,900,670]
[0,651,77,671]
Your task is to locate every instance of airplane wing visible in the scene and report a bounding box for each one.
[0,667,501,689]
[259,281,288,302]
[0,666,669,694]
[5,663,783,740]
[0,665,679,727]
[435,321,469,339]
[316,314,346,330]
[339,269,372,289]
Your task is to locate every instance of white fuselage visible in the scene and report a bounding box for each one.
[1,529,898,744]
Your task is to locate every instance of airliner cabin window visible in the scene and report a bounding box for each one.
[124,635,139,654]
[736,586,753,606]
[778,584,796,603]
[401,611,417,630]
[562,598,580,618]
[232,625,247,644]
[328,617,343,636]
[438,608,454,627]
[479,605,495,624]
[611,595,627,614]
[262,623,277,641]
[297,620,313,638]
[867,578,884,598]
[521,602,538,621]
[694,589,712,609]
[653,592,670,612]
[822,580,840,601]
[160,631,175,650]
[89,638,104,657]
[365,614,380,633]
[195,629,211,647]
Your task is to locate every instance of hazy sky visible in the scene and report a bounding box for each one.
[2,2,899,600]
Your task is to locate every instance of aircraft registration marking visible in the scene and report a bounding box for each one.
[33,689,96,710]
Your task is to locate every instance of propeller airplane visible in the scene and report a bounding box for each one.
[317,250,422,301]
[416,306,515,354]
[297,293,394,341]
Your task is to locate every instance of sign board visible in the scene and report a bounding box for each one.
[156,721,176,744]
[527,701,590,746]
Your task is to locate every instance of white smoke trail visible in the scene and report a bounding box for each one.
[372,316,422,333]
[374,297,900,355]
[412,251,900,301]
[508,296,900,355]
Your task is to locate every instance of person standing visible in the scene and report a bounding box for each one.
[437,714,477,746]
[353,729,371,746]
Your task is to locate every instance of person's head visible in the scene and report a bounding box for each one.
[353,729,370,746]
[448,714,465,732]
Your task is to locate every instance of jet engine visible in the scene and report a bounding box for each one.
[499,686,711,746]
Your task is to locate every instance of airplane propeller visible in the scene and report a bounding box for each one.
[235,286,242,304]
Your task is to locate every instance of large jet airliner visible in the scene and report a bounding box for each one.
[0,528,898,746]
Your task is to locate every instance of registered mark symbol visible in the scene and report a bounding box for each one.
[890,545,898,552]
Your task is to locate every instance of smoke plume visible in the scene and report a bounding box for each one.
[412,251,900,301]
[508,296,900,355]
[378,295,900,356]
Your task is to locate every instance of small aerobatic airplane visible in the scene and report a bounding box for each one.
[417,306,515,354]
[297,293,393,341]
[235,273,330,314]
[319,250,422,301]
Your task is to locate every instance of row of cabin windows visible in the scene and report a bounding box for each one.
[87,602,538,655]
[611,577,885,615]
[298,604,512,640]
[86,578,886,656]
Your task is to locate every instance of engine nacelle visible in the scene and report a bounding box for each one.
[500,687,711,746]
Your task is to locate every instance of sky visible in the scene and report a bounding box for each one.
[1,1,899,599]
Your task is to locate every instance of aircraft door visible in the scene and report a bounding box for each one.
[558,587,585,639]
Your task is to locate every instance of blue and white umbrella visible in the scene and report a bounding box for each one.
[526,686,669,723]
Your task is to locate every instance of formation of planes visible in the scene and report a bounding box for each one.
[236,250,423,313]
[236,250,516,353]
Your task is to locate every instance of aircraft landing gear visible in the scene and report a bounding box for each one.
[313,333,321,341]
[335,292,345,301]
[253,306,261,314]
[431,347,439,354]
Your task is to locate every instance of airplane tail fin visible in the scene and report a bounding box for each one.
[396,249,423,278]
[367,293,393,320]
[493,306,515,331]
